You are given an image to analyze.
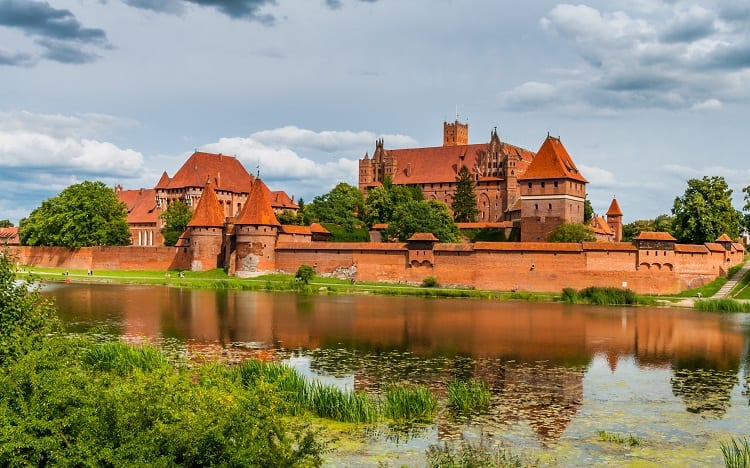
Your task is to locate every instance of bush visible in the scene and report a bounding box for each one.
[578,287,637,305]
[561,288,578,303]
[422,276,439,288]
[295,264,315,285]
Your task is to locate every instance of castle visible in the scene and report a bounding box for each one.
[359,121,592,241]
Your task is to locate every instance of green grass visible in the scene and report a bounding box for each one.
[383,383,438,422]
[426,435,528,468]
[694,298,750,313]
[721,437,750,468]
[446,379,491,414]
[82,341,170,375]
[234,359,309,411]
[731,267,750,299]
[306,382,378,423]
[597,430,641,447]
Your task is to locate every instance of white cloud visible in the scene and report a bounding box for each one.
[691,98,723,110]
[249,126,417,153]
[579,164,618,187]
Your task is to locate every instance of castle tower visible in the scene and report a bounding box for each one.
[234,178,280,276]
[606,198,623,242]
[518,136,588,242]
[443,120,468,146]
[186,179,226,271]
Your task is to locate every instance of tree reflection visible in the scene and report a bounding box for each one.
[671,357,738,418]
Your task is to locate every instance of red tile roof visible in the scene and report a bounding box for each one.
[732,243,745,252]
[456,222,513,229]
[155,171,170,189]
[715,233,733,242]
[435,244,475,252]
[116,188,159,225]
[408,232,439,241]
[371,223,389,230]
[310,223,330,234]
[235,179,280,226]
[589,215,613,236]
[187,182,225,228]
[275,242,406,251]
[606,198,623,217]
[518,136,587,183]
[163,152,254,193]
[382,142,535,185]
[582,242,637,251]
[674,244,708,254]
[634,231,676,241]
[0,227,19,245]
[270,191,298,210]
[280,225,311,235]
[704,243,725,252]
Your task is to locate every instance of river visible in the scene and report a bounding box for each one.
[44,283,750,466]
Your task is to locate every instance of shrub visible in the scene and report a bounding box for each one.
[561,288,578,303]
[295,264,315,285]
[578,287,637,305]
[422,276,439,288]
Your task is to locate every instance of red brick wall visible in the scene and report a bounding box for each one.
[19,246,191,271]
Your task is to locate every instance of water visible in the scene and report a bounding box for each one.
[44,283,750,466]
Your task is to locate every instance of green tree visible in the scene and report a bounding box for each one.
[160,200,192,246]
[295,264,315,285]
[276,209,303,226]
[743,185,750,233]
[622,215,674,242]
[653,214,674,233]
[547,222,596,242]
[19,181,131,248]
[387,199,460,242]
[0,220,12,228]
[583,196,594,224]
[363,177,422,227]
[671,176,742,244]
[305,183,364,231]
[451,165,478,222]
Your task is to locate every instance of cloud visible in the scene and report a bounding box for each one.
[0,49,34,67]
[120,0,278,23]
[0,111,139,139]
[0,0,110,65]
[579,164,618,188]
[503,2,750,113]
[691,98,723,110]
[249,126,417,153]
[122,0,186,15]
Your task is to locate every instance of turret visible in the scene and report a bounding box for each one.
[233,178,281,276]
[606,198,623,242]
[186,179,225,271]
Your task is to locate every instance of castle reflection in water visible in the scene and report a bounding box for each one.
[50,284,749,443]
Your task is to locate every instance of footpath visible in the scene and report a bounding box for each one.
[714,262,750,298]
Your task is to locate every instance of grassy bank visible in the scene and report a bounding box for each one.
[694,298,750,313]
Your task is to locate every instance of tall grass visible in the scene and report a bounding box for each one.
[721,437,750,468]
[694,298,750,313]
[383,384,438,421]
[234,359,308,409]
[579,287,638,305]
[82,341,170,375]
[307,382,377,423]
[447,379,491,413]
[426,435,526,468]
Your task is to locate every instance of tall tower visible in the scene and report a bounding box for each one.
[443,120,468,146]
[233,178,280,276]
[606,198,623,242]
[186,180,225,271]
[518,136,588,242]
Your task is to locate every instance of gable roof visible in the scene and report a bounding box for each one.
[235,178,280,226]
[634,231,676,241]
[408,232,439,242]
[379,142,535,185]
[715,233,733,242]
[0,227,19,245]
[187,182,225,228]
[590,215,613,236]
[116,188,159,225]
[155,171,170,189]
[163,152,254,193]
[310,222,330,234]
[270,190,298,210]
[606,198,623,217]
[518,136,587,183]
[280,225,311,235]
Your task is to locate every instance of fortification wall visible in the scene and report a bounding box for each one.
[19,246,190,271]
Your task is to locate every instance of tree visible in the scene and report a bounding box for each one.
[547,222,596,242]
[583,196,593,224]
[743,185,750,233]
[295,264,315,285]
[19,181,131,248]
[622,214,674,242]
[276,209,303,226]
[0,220,12,228]
[671,176,742,244]
[160,200,192,246]
[304,183,364,230]
[362,176,422,227]
[451,165,478,222]
[387,199,460,242]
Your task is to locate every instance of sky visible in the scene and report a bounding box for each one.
[1,0,749,226]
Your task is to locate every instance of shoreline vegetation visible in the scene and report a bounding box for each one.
[17,259,750,311]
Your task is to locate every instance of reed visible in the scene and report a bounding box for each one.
[578,287,638,305]
[447,379,491,413]
[721,437,750,468]
[383,383,438,422]
[306,382,377,423]
[694,298,750,313]
[82,341,169,375]
[426,436,525,467]
[235,360,308,409]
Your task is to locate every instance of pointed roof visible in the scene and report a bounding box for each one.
[116,188,159,224]
[235,178,280,226]
[715,233,733,242]
[606,198,623,217]
[155,171,171,189]
[590,215,613,236]
[163,152,254,193]
[518,136,587,183]
[187,181,225,228]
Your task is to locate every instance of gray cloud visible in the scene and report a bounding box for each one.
[119,0,277,23]
[660,8,717,43]
[324,0,343,9]
[123,0,186,14]
[0,49,35,67]
[0,0,109,65]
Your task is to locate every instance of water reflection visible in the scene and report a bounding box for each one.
[45,283,750,459]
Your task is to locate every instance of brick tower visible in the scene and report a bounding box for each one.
[606,197,623,242]
[186,179,226,271]
[443,119,468,146]
[233,178,280,276]
[518,136,588,242]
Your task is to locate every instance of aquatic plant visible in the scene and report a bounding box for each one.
[426,435,526,468]
[597,430,641,447]
[578,287,638,305]
[721,437,750,468]
[234,359,308,411]
[694,298,750,313]
[306,382,377,423]
[447,379,491,414]
[82,341,170,375]
[561,287,578,303]
[383,383,438,421]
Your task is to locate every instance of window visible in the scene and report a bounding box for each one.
[554,181,558,188]
[541,182,545,188]
[528,182,532,189]
[548,203,552,210]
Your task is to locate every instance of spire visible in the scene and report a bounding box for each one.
[187,180,225,228]
[235,178,280,226]
[606,197,623,217]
